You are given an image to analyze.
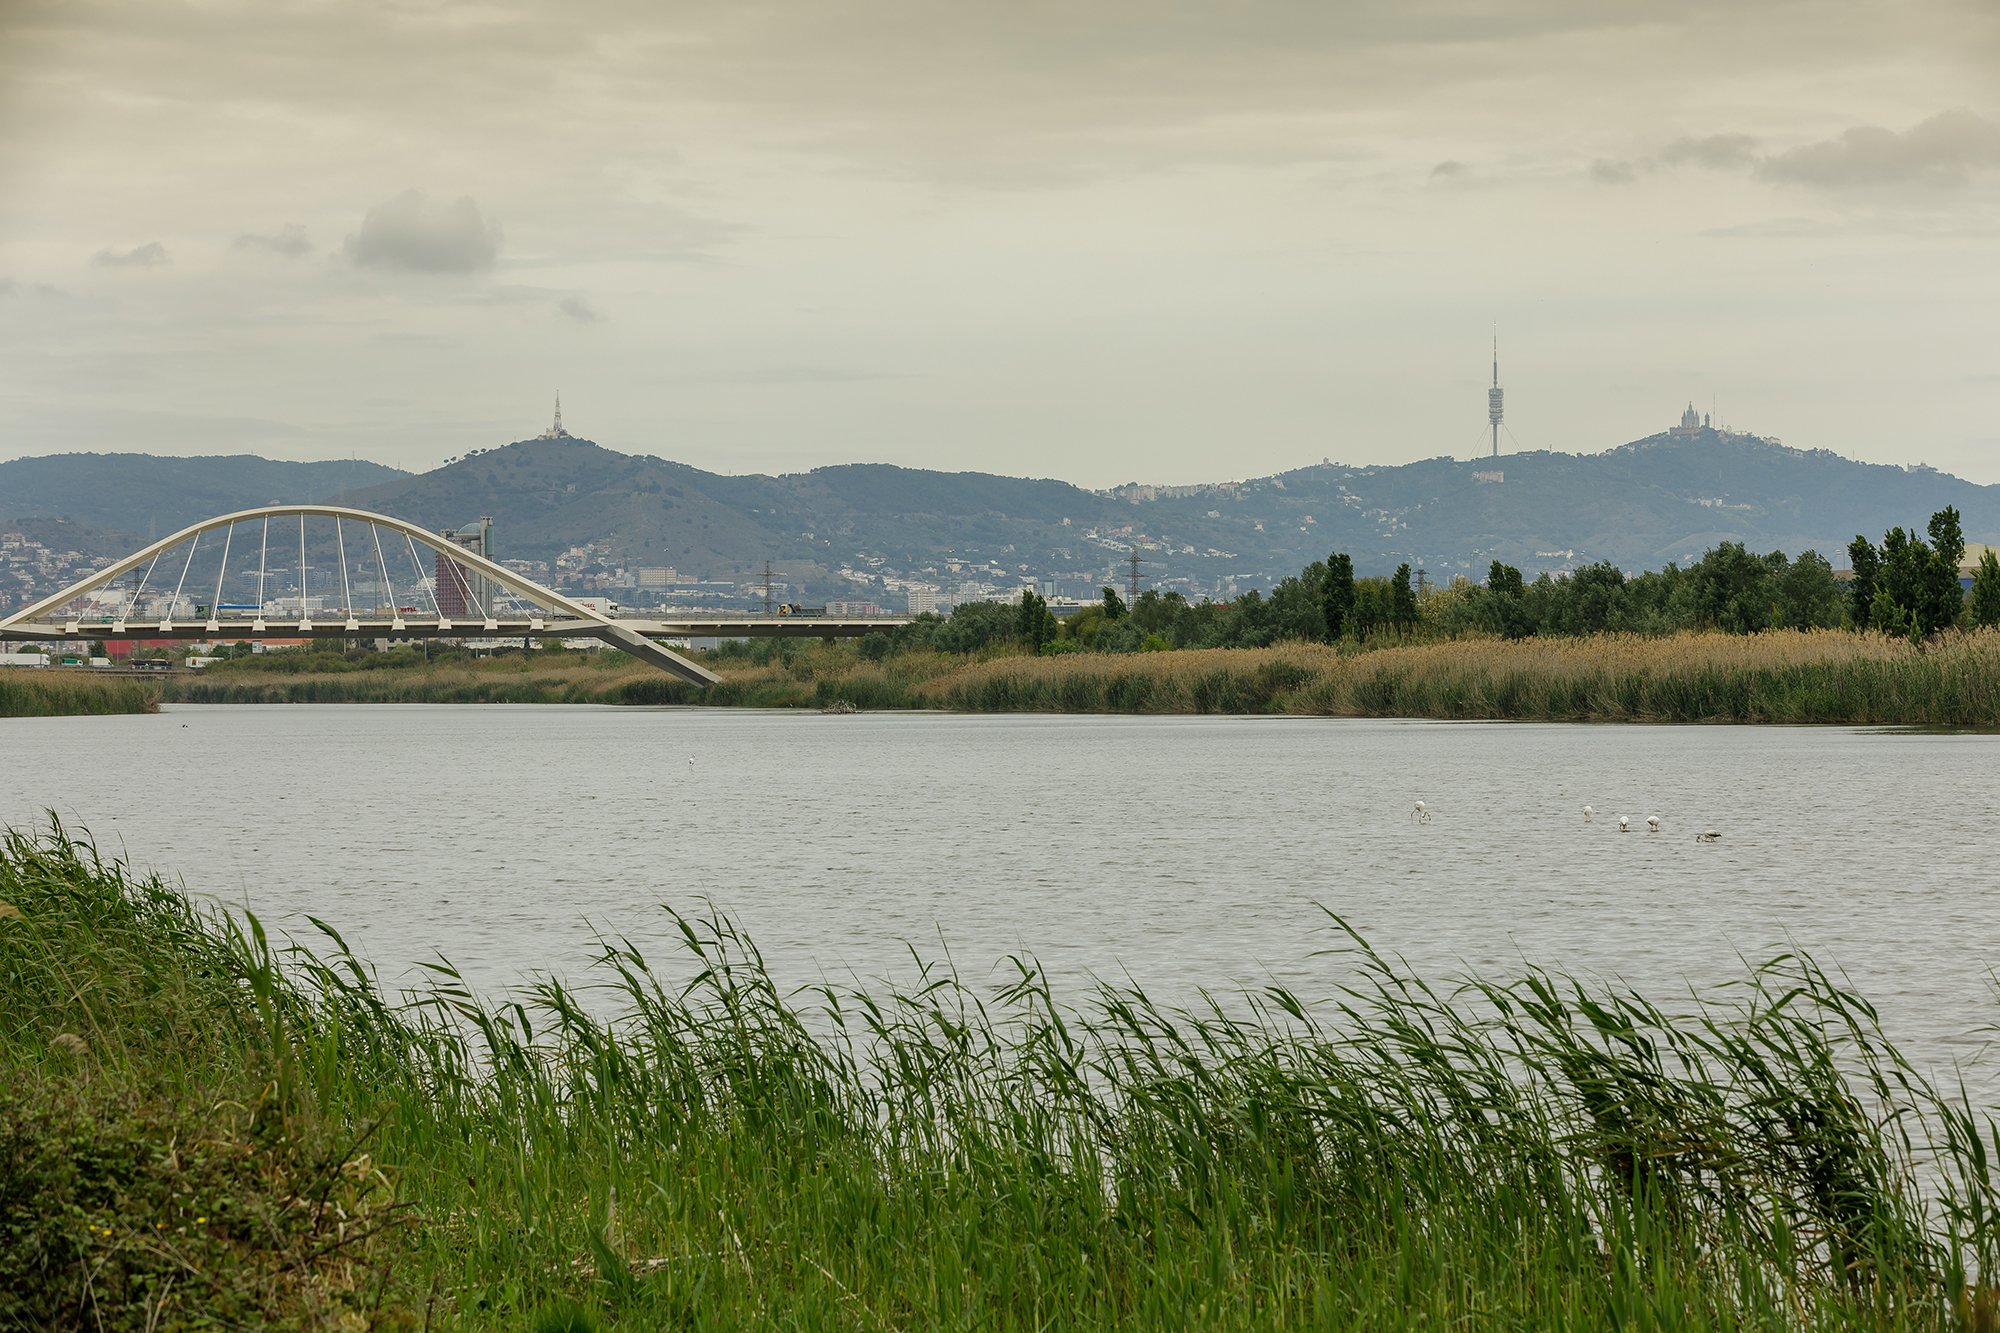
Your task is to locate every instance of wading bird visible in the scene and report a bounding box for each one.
[1411,800,1430,824]
[1618,815,1631,832]
[1647,816,1661,833]
[1583,805,1594,822]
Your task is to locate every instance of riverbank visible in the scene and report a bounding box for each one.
[165,629,2000,725]
[0,669,159,718]
[3,821,1995,1329]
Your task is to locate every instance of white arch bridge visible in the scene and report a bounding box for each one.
[0,505,909,687]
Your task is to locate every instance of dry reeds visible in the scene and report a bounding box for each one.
[0,669,159,718]
[912,630,2000,725]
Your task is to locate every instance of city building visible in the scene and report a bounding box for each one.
[435,518,493,618]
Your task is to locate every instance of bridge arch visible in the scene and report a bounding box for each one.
[0,504,719,685]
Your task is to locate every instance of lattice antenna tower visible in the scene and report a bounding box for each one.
[761,559,777,618]
[1488,332,1504,458]
[1127,549,1144,607]
[552,391,564,436]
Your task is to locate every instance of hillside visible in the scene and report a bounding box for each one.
[0,453,406,541]
[7,429,2000,604]
[1115,428,2000,585]
[339,437,1130,593]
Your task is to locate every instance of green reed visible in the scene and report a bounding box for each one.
[6,820,2000,1328]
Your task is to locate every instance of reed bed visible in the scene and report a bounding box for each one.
[0,669,159,717]
[911,630,2000,725]
[5,821,2000,1329]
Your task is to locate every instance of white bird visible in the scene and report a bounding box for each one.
[1618,815,1631,833]
[1696,830,1721,843]
[1646,815,1660,833]
[1411,800,1430,824]
[688,756,695,767]
[1582,805,1594,823]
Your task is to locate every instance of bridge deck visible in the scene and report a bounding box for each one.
[0,617,912,643]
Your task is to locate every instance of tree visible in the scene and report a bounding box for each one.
[1774,551,1843,630]
[1390,563,1417,630]
[1350,578,1395,640]
[933,601,1015,654]
[1924,506,1966,633]
[1017,590,1057,651]
[1487,561,1525,599]
[1101,586,1126,620]
[1846,535,1880,628]
[1687,542,1773,633]
[1322,553,1355,641]
[1971,549,2000,628]
[1269,563,1328,642]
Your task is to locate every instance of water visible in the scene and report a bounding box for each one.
[5,705,1998,1086]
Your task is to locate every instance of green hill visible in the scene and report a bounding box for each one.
[8,431,1999,602]
[0,453,406,542]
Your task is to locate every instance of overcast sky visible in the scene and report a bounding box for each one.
[2,1,1996,486]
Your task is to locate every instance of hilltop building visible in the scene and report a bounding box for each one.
[537,393,573,440]
[1670,401,1712,436]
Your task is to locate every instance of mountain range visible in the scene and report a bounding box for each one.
[5,429,1997,601]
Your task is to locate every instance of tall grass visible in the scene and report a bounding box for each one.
[917,630,2000,725]
[5,821,2000,1328]
[0,669,159,717]
[170,631,2000,725]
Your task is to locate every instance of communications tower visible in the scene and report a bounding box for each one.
[538,393,572,440]
[1488,335,1504,458]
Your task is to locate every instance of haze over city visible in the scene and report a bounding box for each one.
[2,0,1997,485]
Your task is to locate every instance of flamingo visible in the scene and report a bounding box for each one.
[1411,800,1430,824]
[1646,815,1660,833]
[1582,805,1594,823]
[1618,815,1631,833]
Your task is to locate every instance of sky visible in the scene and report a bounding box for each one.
[2,0,1997,487]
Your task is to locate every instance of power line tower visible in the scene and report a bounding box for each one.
[761,559,777,618]
[1126,549,1144,606]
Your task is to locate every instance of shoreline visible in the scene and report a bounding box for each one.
[145,628,2000,727]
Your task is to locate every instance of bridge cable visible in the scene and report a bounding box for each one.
[298,514,309,625]
[167,530,201,625]
[121,551,161,628]
[403,533,443,622]
[256,517,269,622]
[334,517,354,625]
[211,522,234,628]
[459,549,491,626]
[368,521,396,624]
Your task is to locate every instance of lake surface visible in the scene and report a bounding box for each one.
[5,705,1999,1086]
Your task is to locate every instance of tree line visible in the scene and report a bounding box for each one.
[749,506,2000,664]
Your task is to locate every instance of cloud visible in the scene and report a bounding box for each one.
[91,241,170,267]
[557,296,604,323]
[1428,160,1468,180]
[0,277,65,298]
[233,223,312,257]
[1659,133,1760,171]
[1757,108,2000,188]
[1594,113,1999,191]
[343,190,501,273]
